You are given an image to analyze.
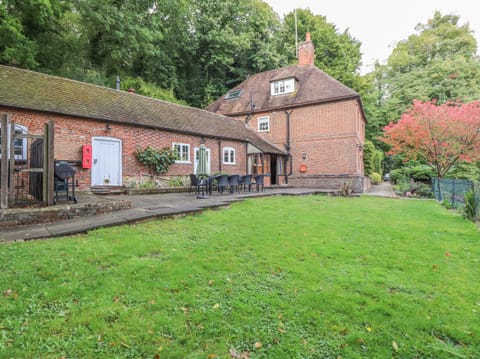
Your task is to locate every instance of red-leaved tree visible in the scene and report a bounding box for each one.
[381,100,480,178]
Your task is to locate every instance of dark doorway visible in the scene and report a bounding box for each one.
[270,155,277,185]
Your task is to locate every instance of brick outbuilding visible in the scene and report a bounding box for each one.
[207,33,368,192]
[0,65,284,193]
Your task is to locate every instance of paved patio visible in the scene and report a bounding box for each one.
[1,187,333,243]
[1,183,399,243]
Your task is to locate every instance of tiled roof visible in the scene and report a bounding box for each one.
[206,64,360,116]
[0,65,285,154]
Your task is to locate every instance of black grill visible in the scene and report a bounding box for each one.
[54,161,77,204]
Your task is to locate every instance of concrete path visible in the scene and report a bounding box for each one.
[364,181,397,198]
[1,187,330,243]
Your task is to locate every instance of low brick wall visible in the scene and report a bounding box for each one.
[0,200,131,229]
[288,174,367,193]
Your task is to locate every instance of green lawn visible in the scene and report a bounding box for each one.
[0,196,479,358]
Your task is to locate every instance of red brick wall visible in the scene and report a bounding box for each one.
[237,99,365,179]
[230,99,367,191]
[2,107,247,190]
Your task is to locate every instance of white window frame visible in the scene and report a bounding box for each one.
[223,147,236,165]
[258,116,270,132]
[0,124,28,160]
[173,143,190,163]
[271,78,295,96]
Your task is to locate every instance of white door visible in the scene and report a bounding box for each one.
[194,147,211,175]
[91,137,122,186]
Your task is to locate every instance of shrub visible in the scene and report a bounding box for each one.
[463,189,479,221]
[370,172,382,185]
[390,165,434,184]
[390,169,408,184]
[363,141,375,176]
[134,146,178,176]
[442,199,454,209]
[413,182,433,198]
[446,162,480,182]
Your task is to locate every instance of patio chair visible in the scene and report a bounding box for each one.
[228,175,240,194]
[189,174,207,195]
[239,174,252,192]
[216,174,230,194]
[254,174,265,192]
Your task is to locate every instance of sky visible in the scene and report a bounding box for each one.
[266,0,480,74]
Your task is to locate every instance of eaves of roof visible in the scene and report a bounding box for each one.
[223,94,361,117]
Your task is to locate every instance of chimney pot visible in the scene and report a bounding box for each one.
[127,88,135,93]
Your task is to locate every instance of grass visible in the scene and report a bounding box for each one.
[0,195,479,358]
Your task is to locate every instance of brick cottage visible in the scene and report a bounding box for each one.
[0,65,283,192]
[207,33,368,192]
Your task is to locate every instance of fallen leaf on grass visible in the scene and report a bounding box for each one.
[207,354,217,358]
[445,252,451,257]
[278,327,286,333]
[212,303,220,309]
[254,342,262,349]
[365,326,372,332]
[392,340,399,352]
[230,349,250,358]
[3,289,12,296]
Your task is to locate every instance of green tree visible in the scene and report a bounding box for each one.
[177,0,287,107]
[383,12,480,120]
[364,11,480,149]
[0,0,72,71]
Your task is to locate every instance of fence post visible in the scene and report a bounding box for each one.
[46,121,54,206]
[452,179,456,208]
[437,178,443,202]
[8,121,15,206]
[0,114,8,209]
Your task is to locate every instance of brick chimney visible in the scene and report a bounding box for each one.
[298,32,315,66]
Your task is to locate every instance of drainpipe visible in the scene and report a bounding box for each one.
[284,110,293,183]
[218,139,222,172]
[245,142,249,174]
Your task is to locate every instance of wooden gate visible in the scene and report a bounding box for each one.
[0,114,54,209]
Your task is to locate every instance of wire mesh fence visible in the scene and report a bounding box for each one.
[431,178,479,214]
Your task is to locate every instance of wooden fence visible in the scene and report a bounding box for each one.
[0,114,54,209]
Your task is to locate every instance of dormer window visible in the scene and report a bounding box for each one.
[225,89,242,100]
[271,78,295,96]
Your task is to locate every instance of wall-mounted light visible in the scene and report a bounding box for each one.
[357,144,363,151]
[105,123,111,131]
[302,152,307,160]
